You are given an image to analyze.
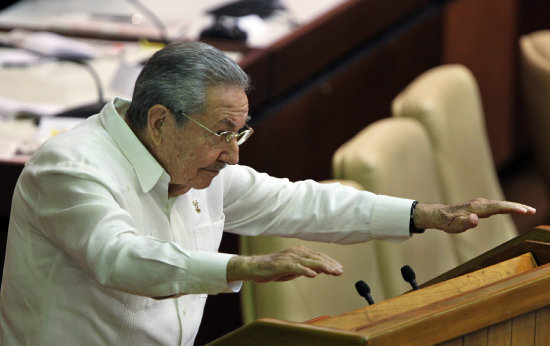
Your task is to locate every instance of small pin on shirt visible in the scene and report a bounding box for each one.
[192,200,201,213]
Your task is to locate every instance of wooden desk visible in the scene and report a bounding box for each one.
[210,227,550,345]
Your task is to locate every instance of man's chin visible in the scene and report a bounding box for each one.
[168,184,191,197]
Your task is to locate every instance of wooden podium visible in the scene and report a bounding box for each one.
[209,226,550,345]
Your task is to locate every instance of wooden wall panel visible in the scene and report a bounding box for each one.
[512,311,536,345]
[240,10,442,181]
[440,337,464,346]
[488,320,511,346]
[437,308,547,345]
[242,0,436,109]
[535,306,550,345]
[265,0,434,100]
[463,328,487,345]
[442,0,520,168]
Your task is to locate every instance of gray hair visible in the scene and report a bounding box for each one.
[126,41,250,129]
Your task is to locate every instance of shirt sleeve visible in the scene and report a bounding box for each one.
[19,161,236,297]
[221,165,413,243]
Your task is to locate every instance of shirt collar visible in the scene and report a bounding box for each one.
[99,97,169,193]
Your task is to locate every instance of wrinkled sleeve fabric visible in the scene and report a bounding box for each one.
[21,161,234,297]
[222,165,413,243]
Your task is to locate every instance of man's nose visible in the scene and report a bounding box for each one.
[219,141,239,165]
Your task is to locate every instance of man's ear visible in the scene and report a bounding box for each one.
[147,104,170,145]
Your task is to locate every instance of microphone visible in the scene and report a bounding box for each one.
[355,280,375,305]
[401,265,419,290]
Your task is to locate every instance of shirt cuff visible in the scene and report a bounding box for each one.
[369,195,414,240]
[185,251,238,294]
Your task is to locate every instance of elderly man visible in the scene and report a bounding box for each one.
[0,42,535,345]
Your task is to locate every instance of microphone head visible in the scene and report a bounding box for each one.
[401,265,416,283]
[355,280,371,297]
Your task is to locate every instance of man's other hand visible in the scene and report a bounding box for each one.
[227,246,343,283]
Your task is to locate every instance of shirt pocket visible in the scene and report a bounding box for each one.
[194,214,225,252]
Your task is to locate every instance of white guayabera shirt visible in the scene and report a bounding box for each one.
[0,97,412,345]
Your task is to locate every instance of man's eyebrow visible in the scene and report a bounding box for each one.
[216,118,239,130]
[216,116,250,129]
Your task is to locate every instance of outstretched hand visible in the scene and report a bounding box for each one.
[227,246,343,283]
[414,198,536,234]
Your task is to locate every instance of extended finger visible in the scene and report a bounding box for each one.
[284,246,343,273]
[493,201,536,215]
[471,199,536,217]
[256,260,318,282]
[292,247,343,274]
[297,257,343,275]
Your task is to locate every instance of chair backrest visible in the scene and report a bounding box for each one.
[519,30,550,196]
[392,64,517,261]
[332,117,459,299]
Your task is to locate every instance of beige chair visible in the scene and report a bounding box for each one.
[240,117,459,323]
[392,64,517,261]
[332,117,460,299]
[520,30,550,197]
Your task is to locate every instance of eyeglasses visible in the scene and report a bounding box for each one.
[178,111,254,146]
